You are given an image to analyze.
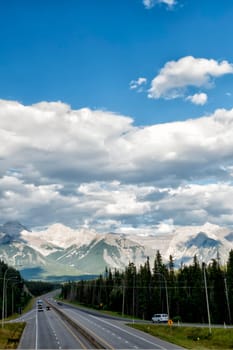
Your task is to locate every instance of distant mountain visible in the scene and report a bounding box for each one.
[186,232,221,249]
[0,221,31,236]
[0,221,232,281]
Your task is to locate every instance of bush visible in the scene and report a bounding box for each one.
[173,315,182,322]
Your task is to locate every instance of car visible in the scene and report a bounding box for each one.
[46,306,51,310]
[152,313,168,323]
[37,304,43,312]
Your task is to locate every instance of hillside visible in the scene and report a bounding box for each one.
[0,221,232,280]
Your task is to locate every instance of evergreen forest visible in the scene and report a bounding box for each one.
[0,260,30,318]
[61,250,233,324]
[0,260,56,320]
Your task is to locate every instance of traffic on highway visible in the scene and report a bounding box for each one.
[17,296,184,349]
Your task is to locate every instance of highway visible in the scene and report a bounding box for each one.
[18,302,97,349]
[58,305,177,349]
[17,298,184,349]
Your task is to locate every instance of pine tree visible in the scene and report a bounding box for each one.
[226,249,233,323]
[208,259,225,323]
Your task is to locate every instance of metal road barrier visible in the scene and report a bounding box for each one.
[45,300,111,349]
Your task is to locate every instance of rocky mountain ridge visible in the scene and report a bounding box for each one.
[0,221,232,280]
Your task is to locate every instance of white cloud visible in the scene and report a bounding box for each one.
[78,181,152,217]
[143,0,156,9]
[158,0,176,7]
[129,77,147,91]
[5,98,231,190]
[156,219,175,234]
[2,99,233,229]
[186,92,208,105]
[143,0,176,9]
[0,175,66,225]
[155,183,233,226]
[148,56,233,100]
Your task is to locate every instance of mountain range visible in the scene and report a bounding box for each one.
[0,221,232,281]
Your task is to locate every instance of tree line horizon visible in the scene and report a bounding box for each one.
[0,260,57,320]
[61,250,233,324]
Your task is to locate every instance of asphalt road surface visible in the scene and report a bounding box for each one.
[17,298,185,349]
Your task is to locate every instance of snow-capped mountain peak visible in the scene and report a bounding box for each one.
[0,221,233,280]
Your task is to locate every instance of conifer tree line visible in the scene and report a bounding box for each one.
[0,261,59,320]
[61,250,233,324]
[0,260,30,318]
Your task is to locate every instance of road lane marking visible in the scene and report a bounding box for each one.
[90,315,167,349]
[52,311,87,350]
[62,309,115,350]
[35,307,38,350]
[18,308,37,350]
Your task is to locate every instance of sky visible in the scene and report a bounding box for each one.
[1,0,233,234]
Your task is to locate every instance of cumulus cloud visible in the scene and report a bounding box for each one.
[0,175,66,225]
[186,92,208,105]
[0,99,134,183]
[78,181,152,217]
[129,77,147,92]
[143,0,176,9]
[155,183,233,226]
[148,56,233,100]
[2,99,233,229]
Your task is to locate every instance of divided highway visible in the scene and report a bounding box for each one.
[18,302,95,349]
[18,297,184,349]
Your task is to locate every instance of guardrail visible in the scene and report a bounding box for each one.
[46,300,108,349]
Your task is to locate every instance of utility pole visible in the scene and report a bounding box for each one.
[155,272,170,319]
[2,267,10,328]
[122,280,125,317]
[224,276,232,324]
[203,263,211,334]
[133,271,135,323]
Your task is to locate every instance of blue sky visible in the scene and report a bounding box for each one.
[1,0,233,233]
[1,0,233,125]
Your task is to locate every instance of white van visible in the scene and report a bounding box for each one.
[152,313,168,323]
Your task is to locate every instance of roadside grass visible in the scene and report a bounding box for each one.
[21,297,35,314]
[0,322,25,349]
[59,297,233,349]
[6,297,35,321]
[60,298,142,320]
[0,297,33,348]
[129,324,233,350]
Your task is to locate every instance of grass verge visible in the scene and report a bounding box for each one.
[0,322,26,349]
[6,297,35,322]
[60,298,141,320]
[128,324,233,350]
[0,298,33,348]
[59,297,233,349]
